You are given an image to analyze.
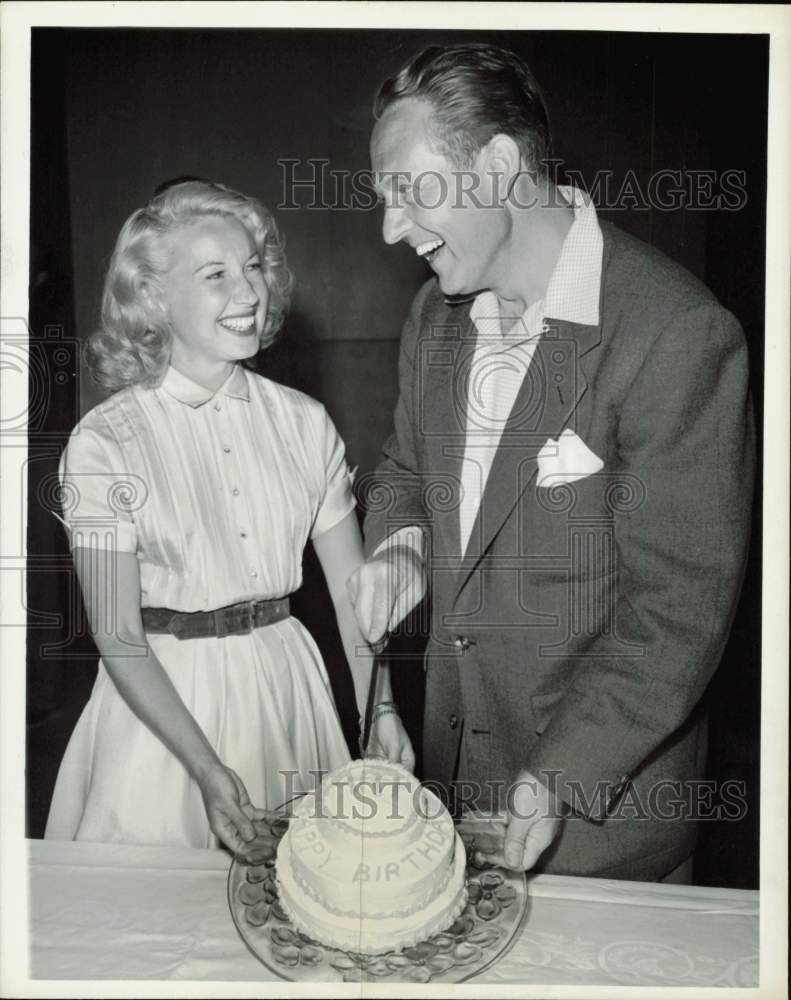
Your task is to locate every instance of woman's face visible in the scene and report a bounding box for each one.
[157,215,269,376]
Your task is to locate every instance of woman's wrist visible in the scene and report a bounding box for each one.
[359,700,400,732]
[190,750,224,785]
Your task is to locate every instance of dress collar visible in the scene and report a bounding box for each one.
[160,364,250,408]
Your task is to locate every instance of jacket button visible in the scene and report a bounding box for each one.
[454,636,470,652]
[449,714,459,730]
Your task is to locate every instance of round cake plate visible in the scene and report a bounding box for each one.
[227,812,529,984]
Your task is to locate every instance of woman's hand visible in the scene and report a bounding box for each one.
[367,712,416,773]
[312,512,416,774]
[198,763,265,856]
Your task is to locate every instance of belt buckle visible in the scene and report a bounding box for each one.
[167,612,187,640]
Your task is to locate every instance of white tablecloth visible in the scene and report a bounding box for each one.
[28,839,759,987]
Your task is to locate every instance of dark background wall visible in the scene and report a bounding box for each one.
[27,28,767,888]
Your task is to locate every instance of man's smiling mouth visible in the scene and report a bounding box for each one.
[416,238,445,261]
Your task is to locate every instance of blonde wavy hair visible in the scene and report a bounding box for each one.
[87,180,293,392]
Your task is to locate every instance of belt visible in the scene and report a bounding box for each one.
[141,597,291,640]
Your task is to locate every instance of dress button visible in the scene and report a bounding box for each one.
[240,531,247,539]
[232,488,240,496]
[223,446,231,454]
[214,403,221,412]
[449,714,459,730]
[250,570,258,578]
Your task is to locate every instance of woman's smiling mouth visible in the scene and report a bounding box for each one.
[219,315,256,334]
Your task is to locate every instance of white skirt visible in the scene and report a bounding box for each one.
[44,617,351,847]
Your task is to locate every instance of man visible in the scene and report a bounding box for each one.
[347,43,754,880]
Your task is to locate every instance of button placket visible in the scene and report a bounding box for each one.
[213,399,258,579]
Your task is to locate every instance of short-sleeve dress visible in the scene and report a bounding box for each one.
[45,364,354,847]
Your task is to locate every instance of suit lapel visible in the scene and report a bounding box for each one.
[453,317,602,602]
[418,300,476,562]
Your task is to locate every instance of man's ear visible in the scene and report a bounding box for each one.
[482,134,524,204]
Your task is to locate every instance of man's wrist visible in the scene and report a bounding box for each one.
[513,767,570,819]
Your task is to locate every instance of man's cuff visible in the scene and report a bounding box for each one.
[372,525,426,563]
[526,755,632,823]
[372,526,426,634]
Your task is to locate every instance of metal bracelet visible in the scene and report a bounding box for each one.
[371,705,400,723]
[358,706,398,731]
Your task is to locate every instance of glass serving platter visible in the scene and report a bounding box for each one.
[227,811,529,984]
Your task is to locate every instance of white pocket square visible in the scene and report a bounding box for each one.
[537,429,603,488]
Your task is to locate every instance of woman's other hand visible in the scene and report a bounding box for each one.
[198,763,263,855]
[368,712,416,773]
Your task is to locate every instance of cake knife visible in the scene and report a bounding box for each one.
[359,634,388,757]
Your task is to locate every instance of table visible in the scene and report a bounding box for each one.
[28,839,759,987]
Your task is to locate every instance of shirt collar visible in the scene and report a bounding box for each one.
[160,364,250,408]
[470,184,603,336]
[544,184,603,326]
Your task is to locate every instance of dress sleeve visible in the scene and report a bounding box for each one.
[310,406,357,540]
[56,422,139,553]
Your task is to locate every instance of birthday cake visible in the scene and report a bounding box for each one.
[275,759,468,954]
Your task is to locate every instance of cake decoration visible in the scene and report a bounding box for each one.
[275,758,468,954]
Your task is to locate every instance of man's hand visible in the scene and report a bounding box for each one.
[487,769,566,872]
[346,544,426,646]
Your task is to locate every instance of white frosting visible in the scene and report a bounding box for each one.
[275,758,468,954]
[321,759,418,838]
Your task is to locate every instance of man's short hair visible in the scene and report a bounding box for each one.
[374,43,552,174]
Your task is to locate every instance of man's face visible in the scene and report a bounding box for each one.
[370,98,509,297]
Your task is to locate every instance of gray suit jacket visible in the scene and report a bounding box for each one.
[363,221,755,879]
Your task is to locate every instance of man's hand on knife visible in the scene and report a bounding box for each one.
[346,545,426,645]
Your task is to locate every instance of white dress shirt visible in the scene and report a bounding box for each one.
[458,185,603,552]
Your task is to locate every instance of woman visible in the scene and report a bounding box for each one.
[45,180,414,856]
